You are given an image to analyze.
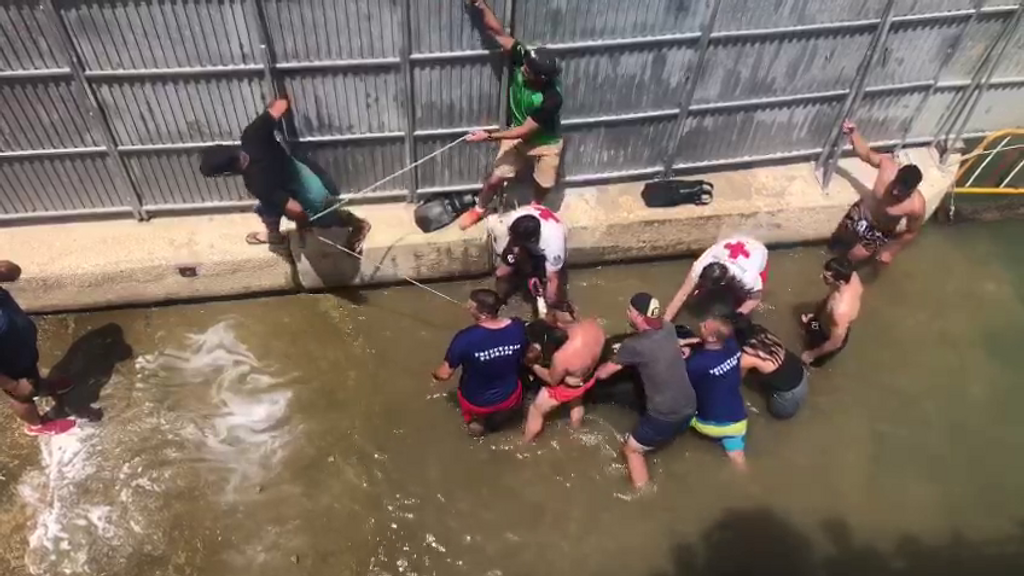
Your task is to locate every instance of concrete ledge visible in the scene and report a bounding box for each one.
[3,214,295,314]
[1,147,957,313]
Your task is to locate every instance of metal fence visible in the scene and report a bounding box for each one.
[1,0,1022,222]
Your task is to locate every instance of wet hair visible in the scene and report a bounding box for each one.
[199,145,243,177]
[469,288,502,317]
[694,262,752,312]
[508,215,542,247]
[824,256,854,284]
[0,260,22,283]
[732,315,785,366]
[891,164,922,199]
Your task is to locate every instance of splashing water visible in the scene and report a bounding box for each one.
[17,320,296,575]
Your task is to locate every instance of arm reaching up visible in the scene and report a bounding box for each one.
[466,0,515,50]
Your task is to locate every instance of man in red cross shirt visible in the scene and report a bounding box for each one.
[491,204,568,308]
[664,237,769,321]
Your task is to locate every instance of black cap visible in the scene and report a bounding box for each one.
[629,292,664,328]
[199,145,242,177]
[524,47,560,81]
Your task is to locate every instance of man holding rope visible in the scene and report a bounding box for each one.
[199,98,371,251]
[828,120,925,267]
[459,0,565,230]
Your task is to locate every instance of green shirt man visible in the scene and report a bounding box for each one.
[460,0,566,230]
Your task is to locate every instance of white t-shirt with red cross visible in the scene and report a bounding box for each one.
[506,204,567,273]
[692,237,769,292]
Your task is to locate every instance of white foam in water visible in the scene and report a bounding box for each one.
[18,320,295,575]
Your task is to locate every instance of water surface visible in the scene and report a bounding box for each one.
[2,220,1023,576]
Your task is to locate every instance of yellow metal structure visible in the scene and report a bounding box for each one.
[954,129,1024,194]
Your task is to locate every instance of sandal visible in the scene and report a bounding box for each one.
[245,231,287,246]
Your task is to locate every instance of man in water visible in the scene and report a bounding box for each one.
[495,205,567,309]
[459,0,564,229]
[664,236,769,320]
[829,120,926,266]
[433,289,528,436]
[523,300,606,443]
[801,256,862,367]
[0,261,76,435]
[683,304,748,470]
[595,293,696,488]
[199,98,371,251]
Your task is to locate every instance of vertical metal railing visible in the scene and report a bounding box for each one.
[246,0,293,146]
[40,0,147,220]
[942,4,1023,164]
[400,0,418,202]
[497,0,516,133]
[659,0,722,178]
[815,0,896,190]
[895,0,985,155]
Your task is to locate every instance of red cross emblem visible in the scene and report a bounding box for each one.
[724,241,750,260]
[533,206,561,223]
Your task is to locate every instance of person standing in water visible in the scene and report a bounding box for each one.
[683,304,748,470]
[732,316,808,420]
[433,289,528,436]
[801,257,862,367]
[664,236,769,321]
[0,261,76,435]
[523,301,606,443]
[595,293,696,488]
[199,98,371,251]
[829,120,926,266]
[459,0,564,230]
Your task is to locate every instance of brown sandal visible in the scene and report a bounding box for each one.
[245,231,286,246]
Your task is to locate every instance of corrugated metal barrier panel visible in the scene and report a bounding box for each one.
[1,0,1022,221]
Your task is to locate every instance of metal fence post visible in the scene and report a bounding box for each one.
[659,0,722,178]
[498,0,516,132]
[941,5,1022,164]
[41,0,147,220]
[816,0,896,190]
[401,0,419,202]
[895,0,984,155]
[246,0,294,144]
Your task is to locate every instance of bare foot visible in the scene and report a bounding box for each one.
[466,421,486,437]
[347,220,372,253]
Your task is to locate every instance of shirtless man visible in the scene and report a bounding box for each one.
[523,300,606,442]
[829,120,926,266]
[664,236,769,320]
[801,257,862,367]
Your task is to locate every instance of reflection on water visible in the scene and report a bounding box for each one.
[2,220,1024,576]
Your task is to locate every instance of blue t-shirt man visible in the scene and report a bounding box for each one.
[686,336,747,454]
[444,319,528,408]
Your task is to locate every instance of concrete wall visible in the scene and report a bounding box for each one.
[3,148,956,314]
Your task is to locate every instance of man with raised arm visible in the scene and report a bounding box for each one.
[829,120,926,266]
[458,0,565,230]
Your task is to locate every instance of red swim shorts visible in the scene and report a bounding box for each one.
[544,375,598,404]
[457,382,523,424]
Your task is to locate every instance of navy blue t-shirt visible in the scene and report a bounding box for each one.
[685,337,746,424]
[444,319,528,407]
[0,288,40,380]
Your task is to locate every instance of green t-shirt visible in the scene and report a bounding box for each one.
[509,42,563,146]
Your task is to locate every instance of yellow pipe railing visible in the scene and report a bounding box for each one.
[954,128,1024,195]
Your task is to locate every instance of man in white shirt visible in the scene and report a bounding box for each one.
[664,237,768,320]
[493,204,567,307]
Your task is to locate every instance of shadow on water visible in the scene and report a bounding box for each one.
[653,508,1024,576]
[45,323,133,422]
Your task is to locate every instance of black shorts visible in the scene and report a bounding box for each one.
[802,314,850,367]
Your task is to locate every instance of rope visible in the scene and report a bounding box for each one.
[314,236,462,306]
[308,134,471,223]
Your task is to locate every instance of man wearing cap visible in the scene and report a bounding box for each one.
[199,98,371,251]
[459,0,564,230]
[495,207,567,309]
[595,293,697,488]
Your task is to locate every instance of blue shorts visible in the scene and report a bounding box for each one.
[629,413,694,451]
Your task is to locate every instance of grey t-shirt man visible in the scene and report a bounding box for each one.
[614,322,696,421]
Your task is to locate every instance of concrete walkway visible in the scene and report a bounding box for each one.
[3,148,956,313]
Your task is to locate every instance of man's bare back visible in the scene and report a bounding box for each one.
[553,319,606,386]
[825,272,863,330]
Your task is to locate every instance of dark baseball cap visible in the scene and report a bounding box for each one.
[524,47,560,81]
[629,292,663,329]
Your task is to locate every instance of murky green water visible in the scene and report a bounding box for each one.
[2,220,1024,576]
